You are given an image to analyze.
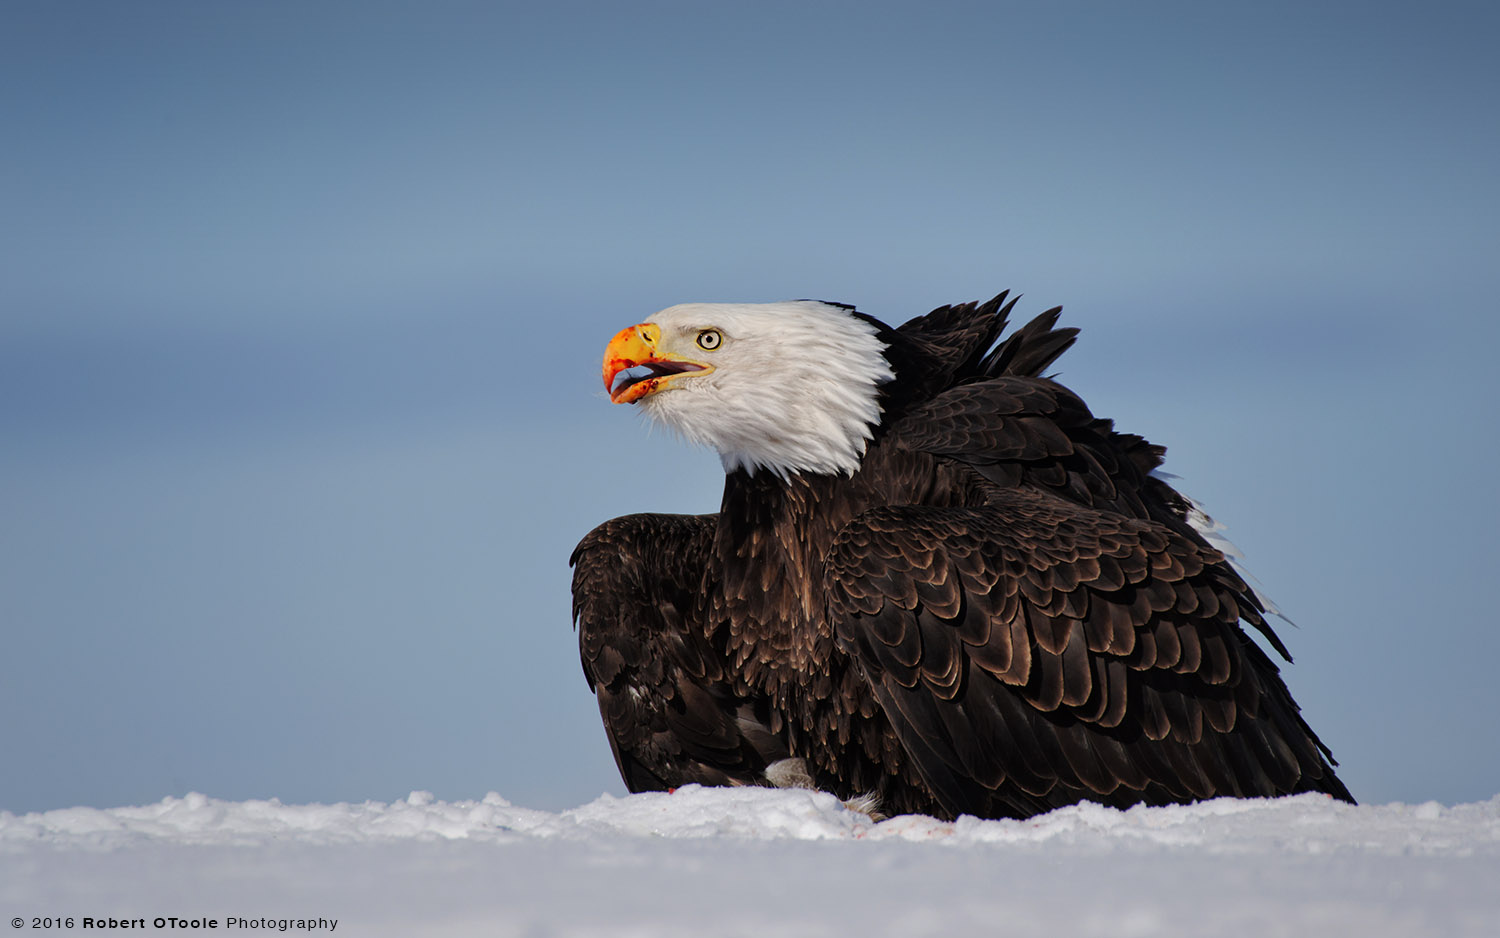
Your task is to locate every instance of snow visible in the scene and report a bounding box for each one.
[4,787,1498,937]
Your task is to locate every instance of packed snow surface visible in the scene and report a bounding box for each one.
[4,786,1498,936]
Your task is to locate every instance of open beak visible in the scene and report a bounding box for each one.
[602,323,711,404]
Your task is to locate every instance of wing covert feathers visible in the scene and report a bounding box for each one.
[824,492,1350,818]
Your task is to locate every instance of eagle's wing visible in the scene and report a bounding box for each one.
[825,371,1353,820]
[824,491,1350,820]
[571,512,787,792]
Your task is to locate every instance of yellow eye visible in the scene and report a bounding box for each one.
[696,329,722,350]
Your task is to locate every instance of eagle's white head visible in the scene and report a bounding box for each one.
[601,301,895,478]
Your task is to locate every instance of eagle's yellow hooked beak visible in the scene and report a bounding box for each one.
[602,322,713,404]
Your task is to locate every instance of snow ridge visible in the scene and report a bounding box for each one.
[4,786,1497,855]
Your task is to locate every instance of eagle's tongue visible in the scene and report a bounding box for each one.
[610,364,659,397]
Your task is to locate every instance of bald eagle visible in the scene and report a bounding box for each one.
[571,293,1351,820]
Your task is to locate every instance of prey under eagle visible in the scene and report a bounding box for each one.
[571,292,1351,820]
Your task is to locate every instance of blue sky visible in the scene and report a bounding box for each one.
[2,1,1497,813]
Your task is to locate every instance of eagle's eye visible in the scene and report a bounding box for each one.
[696,329,723,351]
